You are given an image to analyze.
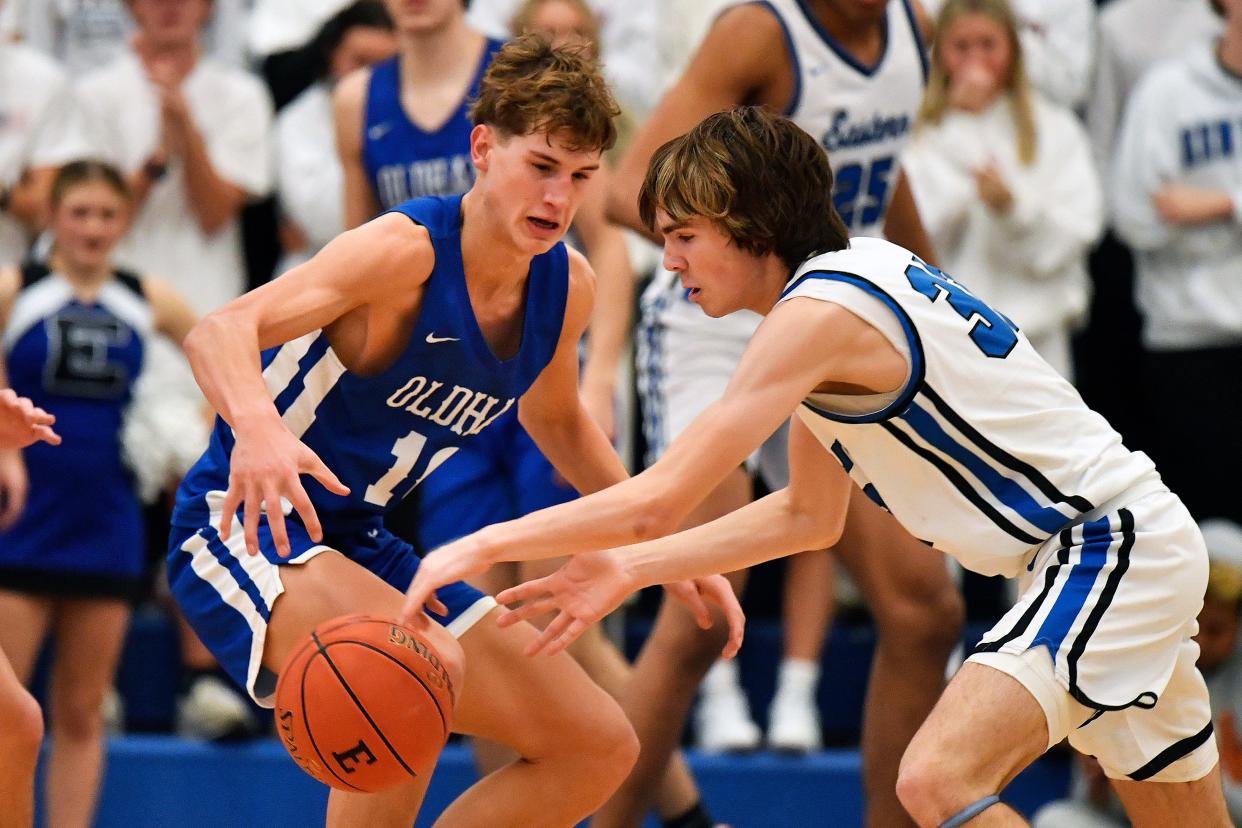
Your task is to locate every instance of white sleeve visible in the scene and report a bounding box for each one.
[465,0,520,40]
[204,77,275,197]
[1015,0,1095,109]
[1084,14,1126,172]
[275,93,343,248]
[899,131,975,251]
[1109,69,1179,251]
[998,106,1103,277]
[28,65,91,168]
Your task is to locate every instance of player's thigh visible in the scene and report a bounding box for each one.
[48,598,131,715]
[451,609,635,761]
[263,551,464,690]
[901,659,1048,789]
[833,485,962,635]
[0,591,54,683]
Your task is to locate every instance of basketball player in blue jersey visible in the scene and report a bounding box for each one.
[580,2,958,825]
[337,6,717,826]
[168,37,740,828]
[0,388,54,828]
[407,107,1234,826]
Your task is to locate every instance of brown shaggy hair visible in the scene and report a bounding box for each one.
[639,106,850,271]
[51,159,131,207]
[470,33,619,153]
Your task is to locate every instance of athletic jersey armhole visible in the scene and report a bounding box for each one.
[114,269,144,298]
[778,270,925,423]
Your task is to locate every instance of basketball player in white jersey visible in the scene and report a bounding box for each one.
[0,388,56,828]
[604,2,958,824]
[405,106,1233,827]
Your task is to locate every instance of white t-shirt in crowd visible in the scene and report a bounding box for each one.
[0,42,89,265]
[246,0,354,58]
[1087,0,1221,170]
[1,0,253,75]
[1111,42,1242,351]
[275,80,343,265]
[467,0,663,117]
[77,51,274,316]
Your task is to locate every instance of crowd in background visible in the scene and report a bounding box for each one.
[3,0,1242,826]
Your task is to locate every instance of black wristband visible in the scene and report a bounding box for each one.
[0,184,11,213]
[142,158,169,182]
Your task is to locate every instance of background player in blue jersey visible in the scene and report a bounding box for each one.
[406,107,1234,827]
[167,38,741,827]
[0,161,199,828]
[0,387,57,828]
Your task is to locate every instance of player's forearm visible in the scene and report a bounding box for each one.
[883,173,939,266]
[183,311,282,433]
[624,488,844,586]
[181,128,247,236]
[524,403,629,494]
[580,230,633,396]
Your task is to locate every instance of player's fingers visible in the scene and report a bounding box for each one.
[679,584,712,630]
[495,597,558,628]
[717,592,746,660]
[526,611,575,657]
[546,618,588,657]
[265,484,291,558]
[27,405,54,426]
[242,485,262,557]
[218,483,242,541]
[286,481,322,543]
[495,578,550,607]
[305,452,350,496]
[34,425,61,445]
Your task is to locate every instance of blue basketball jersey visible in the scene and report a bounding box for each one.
[363,39,506,209]
[173,194,570,529]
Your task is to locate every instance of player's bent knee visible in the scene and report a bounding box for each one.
[875,587,963,657]
[895,751,983,826]
[0,686,43,756]
[51,695,105,743]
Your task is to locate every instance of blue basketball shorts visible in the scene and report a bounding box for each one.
[167,490,495,707]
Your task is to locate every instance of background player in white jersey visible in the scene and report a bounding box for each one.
[0,386,55,828]
[602,2,959,824]
[406,106,1234,827]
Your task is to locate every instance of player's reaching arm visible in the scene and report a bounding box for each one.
[185,213,431,557]
[497,415,854,655]
[401,289,908,618]
[605,4,787,238]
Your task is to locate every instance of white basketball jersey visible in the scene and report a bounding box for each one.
[759,0,927,237]
[780,238,1159,578]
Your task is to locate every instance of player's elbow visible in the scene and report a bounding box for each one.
[629,490,681,542]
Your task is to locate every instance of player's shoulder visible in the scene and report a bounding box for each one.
[704,2,788,53]
[794,238,908,279]
[334,63,376,108]
[0,265,20,307]
[1130,48,1202,104]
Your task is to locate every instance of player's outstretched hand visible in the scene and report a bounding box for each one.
[495,550,640,657]
[663,575,746,659]
[218,425,349,558]
[399,539,494,624]
[0,388,60,449]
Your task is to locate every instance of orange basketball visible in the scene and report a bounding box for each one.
[274,614,457,792]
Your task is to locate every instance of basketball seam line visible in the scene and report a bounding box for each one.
[342,639,451,741]
[313,631,421,780]
[300,636,365,792]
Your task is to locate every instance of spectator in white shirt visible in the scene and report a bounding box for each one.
[904,0,1103,379]
[0,22,88,265]
[1109,0,1242,524]
[77,0,273,318]
[274,0,396,271]
[1,0,252,76]
[923,0,1094,109]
